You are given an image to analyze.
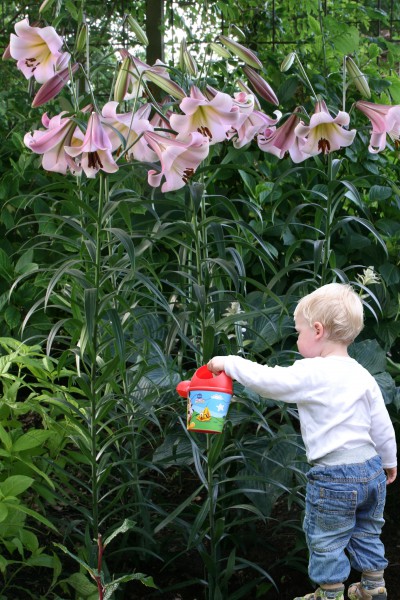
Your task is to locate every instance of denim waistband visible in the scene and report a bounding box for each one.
[311,443,377,466]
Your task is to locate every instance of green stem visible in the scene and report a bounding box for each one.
[322,153,333,285]
[89,173,105,540]
[317,0,328,75]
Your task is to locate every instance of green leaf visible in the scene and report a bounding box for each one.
[332,26,359,54]
[349,339,386,374]
[0,423,12,451]
[65,571,98,597]
[4,305,21,329]
[12,430,53,452]
[103,518,137,547]
[0,475,34,497]
[54,543,96,575]
[4,501,57,531]
[154,484,205,534]
[369,185,392,203]
[308,15,321,35]
[0,504,8,523]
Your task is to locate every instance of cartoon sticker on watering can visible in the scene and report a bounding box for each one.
[177,365,233,434]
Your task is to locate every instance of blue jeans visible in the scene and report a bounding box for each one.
[304,455,388,585]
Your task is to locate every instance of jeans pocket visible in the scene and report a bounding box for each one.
[316,486,357,532]
[372,478,386,519]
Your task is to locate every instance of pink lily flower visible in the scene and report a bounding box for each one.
[229,92,281,148]
[170,86,241,145]
[143,130,209,192]
[257,107,309,163]
[24,112,80,174]
[9,18,65,84]
[355,100,400,153]
[64,113,119,178]
[295,99,356,156]
[101,101,157,162]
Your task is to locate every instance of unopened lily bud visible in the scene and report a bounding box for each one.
[2,44,11,60]
[32,63,79,107]
[219,35,263,69]
[243,65,279,106]
[144,69,186,100]
[75,23,87,54]
[127,15,149,46]
[280,51,296,72]
[346,56,371,99]
[114,56,132,102]
[179,38,198,77]
[39,0,55,12]
[209,42,231,59]
[230,24,246,41]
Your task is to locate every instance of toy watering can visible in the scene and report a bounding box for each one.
[176,365,233,434]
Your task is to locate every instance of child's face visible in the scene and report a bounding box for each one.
[294,314,322,358]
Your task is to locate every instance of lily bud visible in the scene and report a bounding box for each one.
[32,63,79,107]
[243,66,279,106]
[346,56,371,99]
[280,51,296,72]
[179,38,198,77]
[39,0,55,12]
[127,15,149,46]
[2,44,11,60]
[229,24,246,41]
[75,24,87,54]
[144,69,186,100]
[209,42,231,59]
[219,35,263,69]
[114,56,132,102]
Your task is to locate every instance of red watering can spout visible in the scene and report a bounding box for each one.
[176,380,191,398]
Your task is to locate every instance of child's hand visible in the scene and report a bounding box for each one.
[385,466,397,485]
[207,356,226,374]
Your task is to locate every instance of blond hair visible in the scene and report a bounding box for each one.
[294,283,364,344]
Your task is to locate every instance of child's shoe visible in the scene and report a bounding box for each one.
[293,587,345,600]
[347,582,387,600]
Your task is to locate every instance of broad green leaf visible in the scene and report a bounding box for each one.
[369,185,392,203]
[66,571,98,597]
[332,26,359,54]
[0,475,34,497]
[13,430,53,452]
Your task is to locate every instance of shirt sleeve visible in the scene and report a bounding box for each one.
[369,382,397,469]
[224,355,309,403]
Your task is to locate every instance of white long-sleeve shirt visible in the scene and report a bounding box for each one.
[224,355,397,468]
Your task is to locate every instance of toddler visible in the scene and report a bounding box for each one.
[208,283,397,600]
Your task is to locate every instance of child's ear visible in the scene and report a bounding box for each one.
[313,321,324,338]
